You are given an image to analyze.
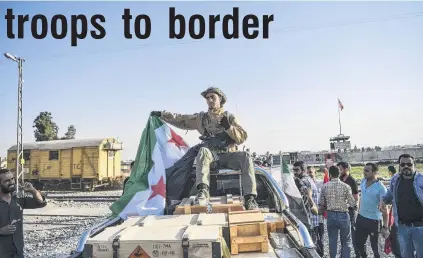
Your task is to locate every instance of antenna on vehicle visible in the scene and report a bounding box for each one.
[236,103,242,122]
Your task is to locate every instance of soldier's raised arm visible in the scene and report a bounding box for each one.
[151,111,200,131]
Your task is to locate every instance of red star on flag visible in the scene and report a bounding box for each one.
[148,176,166,200]
[168,129,188,149]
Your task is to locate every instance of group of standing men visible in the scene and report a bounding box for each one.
[293,153,423,258]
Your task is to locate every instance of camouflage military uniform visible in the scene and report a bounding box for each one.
[153,87,258,210]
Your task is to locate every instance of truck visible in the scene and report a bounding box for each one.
[68,165,320,258]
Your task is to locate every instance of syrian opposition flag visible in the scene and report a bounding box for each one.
[280,159,312,228]
[110,116,189,220]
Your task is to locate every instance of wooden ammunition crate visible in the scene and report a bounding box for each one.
[263,213,285,234]
[173,194,245,215]
[228,210,269,255]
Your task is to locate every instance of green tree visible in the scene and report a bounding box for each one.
[33,112,59,141]
[62,125,76,140]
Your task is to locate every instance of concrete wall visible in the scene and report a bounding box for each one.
[281,147,423,165]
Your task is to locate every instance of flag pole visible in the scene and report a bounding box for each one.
[338,99,342,135]
[280,151,284,188]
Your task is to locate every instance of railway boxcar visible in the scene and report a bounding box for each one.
[7,138,123,191]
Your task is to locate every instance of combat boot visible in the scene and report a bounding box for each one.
[244,195,259,210]
[195,183,210,206]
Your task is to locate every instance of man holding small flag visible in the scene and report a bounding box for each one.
[280,158,314,231]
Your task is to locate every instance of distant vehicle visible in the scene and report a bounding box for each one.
[69,166,319,258]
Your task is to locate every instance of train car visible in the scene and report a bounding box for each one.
[7,138,123,191]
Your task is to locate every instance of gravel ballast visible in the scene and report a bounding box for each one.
[24,215,108,258]
[23,190,121,258]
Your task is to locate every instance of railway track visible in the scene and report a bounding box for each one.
[47,195,120,202]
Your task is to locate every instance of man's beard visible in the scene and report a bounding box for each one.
[0,184,15,193]
[401,168,414,177]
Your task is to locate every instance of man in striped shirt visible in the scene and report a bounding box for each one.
[319,165,358,258]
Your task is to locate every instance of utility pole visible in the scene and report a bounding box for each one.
[338,103,342,135]
[4,52,25,196]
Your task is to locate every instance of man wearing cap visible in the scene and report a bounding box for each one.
[150,87,259,210]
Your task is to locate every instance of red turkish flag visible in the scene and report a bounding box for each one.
[338,98,344,111]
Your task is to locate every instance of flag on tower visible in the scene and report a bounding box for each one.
[338,98,344,111]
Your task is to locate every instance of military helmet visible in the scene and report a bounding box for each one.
[201,87,227,105]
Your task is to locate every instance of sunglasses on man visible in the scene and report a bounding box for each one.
[400,162,413,167]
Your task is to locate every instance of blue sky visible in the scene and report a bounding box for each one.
[0,1,422,159]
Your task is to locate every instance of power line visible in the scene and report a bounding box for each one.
[272,11,423,33]
[1,11,422,64]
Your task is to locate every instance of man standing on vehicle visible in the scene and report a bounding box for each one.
[337,161,360,257]
[150,87,259,210]
[382,154,423,258]
[0,169,47,258]
[355,163,389,258]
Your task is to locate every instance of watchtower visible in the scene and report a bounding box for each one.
[329,134,351,162]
